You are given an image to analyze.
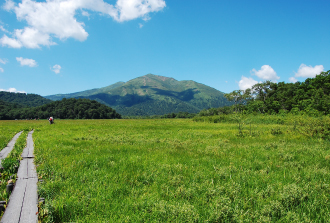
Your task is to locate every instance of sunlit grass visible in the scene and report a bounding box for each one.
[0,120,44,147]
[28,118,330,222]
[0,121,23,149]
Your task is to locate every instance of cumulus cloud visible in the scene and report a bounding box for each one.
[289,77,298,83]
[14,27,56,49]
[239,76,258,90]
[51,64,61,74]
[0,87,26,93]
[116,0,165,22]
[295,64,324,78]
[0,35,22,48]
[1,0,166,49]
[251,65,280,81]
[0,67,3,73]
[16,57,37,67]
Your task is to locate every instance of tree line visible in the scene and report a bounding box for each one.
[199,70,330,116]
[0,91,52,107]
[124,111,197,119]
[0,98,121,120]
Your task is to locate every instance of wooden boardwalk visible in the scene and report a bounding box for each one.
[1,130,38,223]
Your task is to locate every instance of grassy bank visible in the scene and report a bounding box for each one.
[30,118,330,222]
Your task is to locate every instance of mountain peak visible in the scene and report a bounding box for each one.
[144,74,175,81]
[45,74,232,116]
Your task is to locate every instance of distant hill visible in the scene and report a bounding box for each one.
[0,91,52,107]
[45,74,232,116]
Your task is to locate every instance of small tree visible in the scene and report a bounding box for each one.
[225,89,252,113]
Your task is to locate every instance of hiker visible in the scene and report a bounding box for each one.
[49,117,54,124]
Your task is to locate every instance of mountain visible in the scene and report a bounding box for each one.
[45,81,125,101]
[0,91,52,107]
[45,74,232,116]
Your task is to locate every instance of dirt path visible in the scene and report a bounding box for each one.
[1,130,38,223]
[0,131,23,166]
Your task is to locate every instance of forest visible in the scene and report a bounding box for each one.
[0,91,52,107]
[0,98,121,120]
[200,70,330,116]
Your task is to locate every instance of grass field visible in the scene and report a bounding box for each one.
[0,121,25,149]
[1,118,330,222]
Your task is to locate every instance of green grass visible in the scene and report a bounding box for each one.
[27,118,330,222]
[0,121,24,149]
[0,120,44,148]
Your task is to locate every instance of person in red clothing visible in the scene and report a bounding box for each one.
[49,117,54,124]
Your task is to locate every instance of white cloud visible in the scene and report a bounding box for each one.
[115,0,166,22]
[0,25,10,34]
[1,0,166,49]
[0,34,22,48]
[0,58,8,64]
[239,76,258,90]
[51,64,61,74]
[0,67,3,73]
[139,23,143,28]
[289,77,298,83]
[15,27,56,49]
[295,64,324,78]
[0,27,56,49]
[3,0,15,11]
[81,10,90,18]
[0,88,26,93]
[16,57,37,67]
[251,65,280,81]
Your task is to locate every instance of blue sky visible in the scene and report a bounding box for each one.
[0,0,329,96]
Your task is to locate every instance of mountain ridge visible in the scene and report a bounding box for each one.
[45,74,232,116]
[45,81,125,100]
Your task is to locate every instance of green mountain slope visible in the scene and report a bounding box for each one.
[0,91,52,107]
[45,81,125,101]
[45,74,232,116]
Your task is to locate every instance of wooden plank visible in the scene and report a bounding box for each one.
[1,130,38,223]
[0,179,27,223]
[19,178,38,223]
[21,131,34,158]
